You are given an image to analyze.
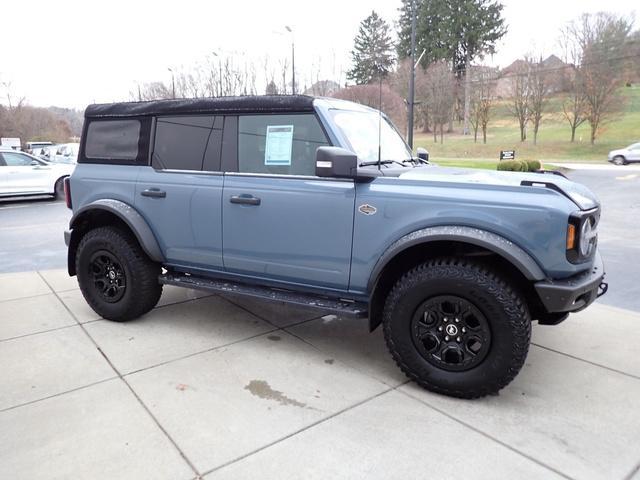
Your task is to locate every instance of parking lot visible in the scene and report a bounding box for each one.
[1,165,640,479]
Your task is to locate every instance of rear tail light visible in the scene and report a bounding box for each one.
[63,177,72,209]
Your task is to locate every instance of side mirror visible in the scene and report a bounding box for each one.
[315,146,358,179]
[416,147,429,161]
[31,160,40,166]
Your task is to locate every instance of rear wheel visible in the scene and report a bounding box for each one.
[383,258,531,398]
[54,177,65,199]
[613,156,627,165]
[76,226,162,321]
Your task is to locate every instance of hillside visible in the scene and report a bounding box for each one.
[414,86,640,165]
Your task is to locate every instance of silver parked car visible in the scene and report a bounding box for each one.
[608,143,640,165]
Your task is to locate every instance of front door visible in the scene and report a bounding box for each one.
[222,113,355,290]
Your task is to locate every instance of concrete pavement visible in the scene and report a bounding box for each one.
[1,269,640,479]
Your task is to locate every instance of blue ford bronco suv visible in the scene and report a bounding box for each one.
[64,95,606,398]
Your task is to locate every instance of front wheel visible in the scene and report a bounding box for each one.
[383,258,531,398]
[613,156,627,165]
[76,226,162,321]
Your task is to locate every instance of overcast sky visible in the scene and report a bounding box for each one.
[0,0,635,109]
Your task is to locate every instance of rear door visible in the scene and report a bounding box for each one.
[135,115,225,269]
[222,113,355,290]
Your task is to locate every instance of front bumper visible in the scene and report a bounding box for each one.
[534,252,606,313]
[64,229,71,247]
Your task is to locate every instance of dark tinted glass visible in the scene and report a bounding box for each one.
[238,114,329,176]
[85,120,140,160]
[152,116,216,171]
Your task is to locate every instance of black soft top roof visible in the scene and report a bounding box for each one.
[85,95,316,119]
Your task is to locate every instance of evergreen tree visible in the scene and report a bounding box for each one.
[397,0,507,77]
[347,11,395,85]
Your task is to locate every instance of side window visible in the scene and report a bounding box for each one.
[2,152,35,166]
[237,114,329,176]
[85,119,140,160]
[152,116,221,171]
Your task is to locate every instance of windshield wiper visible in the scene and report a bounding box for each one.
[359,160,408,168]
[403,157,429,165]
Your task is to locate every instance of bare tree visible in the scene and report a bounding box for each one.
[567,12,634,144]
[424,62,456,144]
[528,57,552,145]
[469,68,497,144]
[507,60,532,142]
[559,26,589,142]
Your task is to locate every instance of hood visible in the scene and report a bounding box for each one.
[398,166,599,211]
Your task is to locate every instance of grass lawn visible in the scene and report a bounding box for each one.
[414,85,640,166]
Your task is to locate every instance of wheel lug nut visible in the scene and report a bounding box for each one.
[445,335,450,341]
[455,318,460,323]
[438,326,443,331]
[443,318,448,322]
[456,336,461,342]
[462,327,466,333]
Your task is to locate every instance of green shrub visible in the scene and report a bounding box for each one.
[526,160,542,171]
[497,160,528,172]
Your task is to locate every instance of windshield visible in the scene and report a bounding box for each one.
[330,109,412,163]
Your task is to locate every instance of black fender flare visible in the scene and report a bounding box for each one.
[67,199,164,274]
[367,226,547,330]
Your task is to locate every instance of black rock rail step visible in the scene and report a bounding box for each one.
[159,272,368,317]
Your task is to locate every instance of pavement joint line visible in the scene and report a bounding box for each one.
[396,387,575,480]
[122,327,281,377]
[624,460,640,480]
[531,342,640,381]
[200,386,395,477]
[36,271,202,479]
[154,292,218,310]
[0,291,53,304]
[0,377,118,414]
[0,322,79,344]
[221,294,326,330]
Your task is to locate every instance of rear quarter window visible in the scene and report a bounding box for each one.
[84,119,141,160]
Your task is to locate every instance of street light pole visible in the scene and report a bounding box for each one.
[167,67,175,99]
[407,0,417,149]
[285,26,295,94]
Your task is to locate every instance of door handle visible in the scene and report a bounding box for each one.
[141,188,166,198]
[230,194,261,206]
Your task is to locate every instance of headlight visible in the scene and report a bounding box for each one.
[579,216,597,257]
[567,209,599,263]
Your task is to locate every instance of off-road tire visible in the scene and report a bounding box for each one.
[613,156,627,166]
[54,177,65,199]
[76,226,162,321]
[382,257,531,399]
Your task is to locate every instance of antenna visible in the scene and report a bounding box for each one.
[377,63,383,172]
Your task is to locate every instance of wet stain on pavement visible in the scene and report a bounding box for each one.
[267,335,282,341]
[244,380,310,409]
[324,358,334,364]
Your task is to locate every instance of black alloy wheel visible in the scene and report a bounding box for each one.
[411,295,491,372]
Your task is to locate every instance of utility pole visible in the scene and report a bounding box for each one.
[285,26,295,94]
[407,0,417,149]
[167,67,175,99]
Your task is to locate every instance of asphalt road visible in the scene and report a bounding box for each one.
[0,167,637,311]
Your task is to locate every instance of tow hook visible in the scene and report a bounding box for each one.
[597,281,609,298]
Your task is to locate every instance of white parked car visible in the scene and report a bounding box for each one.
[52,143,79,164]
[608,143,640,165]
[0,148,74,199]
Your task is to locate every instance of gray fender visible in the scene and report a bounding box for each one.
[368,225,547,293]
[69,199,164,263]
